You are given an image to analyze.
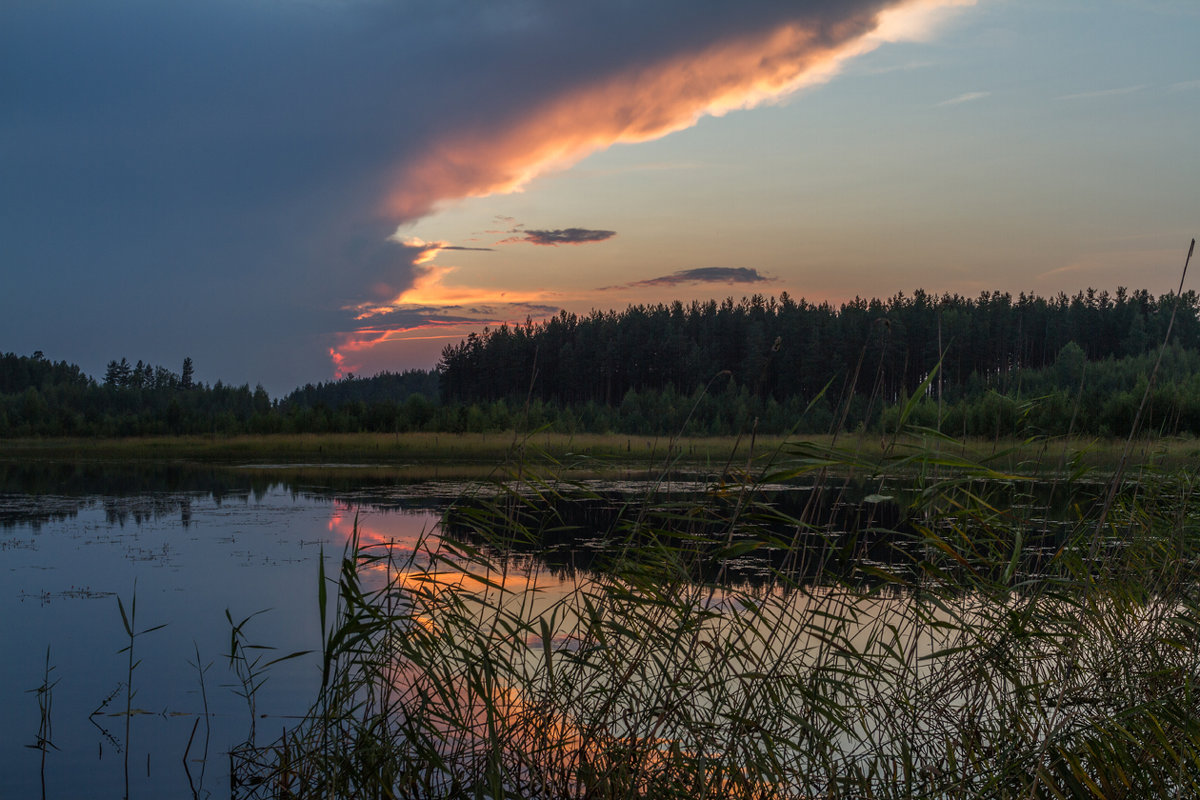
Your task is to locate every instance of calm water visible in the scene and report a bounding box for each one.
[0,461,1089,798]
[0,464,448,799]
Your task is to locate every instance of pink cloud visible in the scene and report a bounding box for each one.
[384,1,975,224]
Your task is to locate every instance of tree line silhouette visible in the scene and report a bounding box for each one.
[440,289,1199,405]
[437,288,1200,436]
[0,353,439,437]
[4,287,1200,438]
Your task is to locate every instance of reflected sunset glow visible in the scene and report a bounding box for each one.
[326,504,574,598]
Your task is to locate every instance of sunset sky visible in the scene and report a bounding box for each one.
[3,0,1197,394]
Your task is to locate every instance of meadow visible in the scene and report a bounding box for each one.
[6,429,1200,474]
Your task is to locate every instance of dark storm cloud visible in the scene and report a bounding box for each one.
[349,307,486,327]
[515,228,617,246]
[465,303,562,318]
[344,301,560,327]
[0,0,922,391]
[614,267,770,289]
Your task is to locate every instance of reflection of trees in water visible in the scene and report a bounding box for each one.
[0,459,460,531]
[101,495,196,528]
[0,459,284,498]
[1,493,203,531]
[0,496,89,531]
[0,460,272,530]
[2,460,1097,588]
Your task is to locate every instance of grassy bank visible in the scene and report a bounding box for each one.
[4,430,1200,474]
[0,431,767,465]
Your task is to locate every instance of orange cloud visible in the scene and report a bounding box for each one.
[329,346,355,379]
[399,237,445,266]
[339,322,469,351]
[392,236,495,265]
[385,0,974,223]
[330,237,578,376]
[328,319,474,378]
[351,258,563,321]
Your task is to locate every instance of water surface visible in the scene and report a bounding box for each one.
[1,459,1094,797]
[1,462,444,799]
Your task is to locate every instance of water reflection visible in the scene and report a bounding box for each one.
[1,458,1126,798]
[254,510,1195,799]
[0,461,448,799]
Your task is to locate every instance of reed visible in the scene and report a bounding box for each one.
[183,643,214,797]
[225,609,311,746]
[217,420,1200,799]
[26,646,58,800]
[115,584,166,799]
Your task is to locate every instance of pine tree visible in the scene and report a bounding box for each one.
[181,357,194,390]
[104,358,133,387]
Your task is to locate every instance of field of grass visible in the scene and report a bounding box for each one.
[1,431,746,463]
[5,429,1200,476]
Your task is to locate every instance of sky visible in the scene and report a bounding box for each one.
[3,0,1197,395]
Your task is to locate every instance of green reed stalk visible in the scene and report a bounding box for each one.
[116,583,165,800]
[26,646,58,800]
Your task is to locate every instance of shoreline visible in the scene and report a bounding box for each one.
[2,431,1196,475]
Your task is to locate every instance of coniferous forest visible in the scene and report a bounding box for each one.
[6,287,1200,438]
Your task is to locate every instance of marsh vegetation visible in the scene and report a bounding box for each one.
[208,423,1200,799]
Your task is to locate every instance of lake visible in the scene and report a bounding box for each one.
[3,456,1196,798]
[0,461,469,799]
[0,459,903,798]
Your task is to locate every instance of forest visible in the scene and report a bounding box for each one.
[0,353,439,437]
[4,287,1200,438]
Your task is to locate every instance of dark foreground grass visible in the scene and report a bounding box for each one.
[220,425,1200,800]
